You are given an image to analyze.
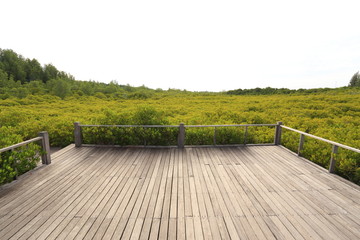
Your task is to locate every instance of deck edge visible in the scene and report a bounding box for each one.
[278,145,360,191]
[0,144,75,192]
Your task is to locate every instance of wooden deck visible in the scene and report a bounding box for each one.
[0,145,359,240]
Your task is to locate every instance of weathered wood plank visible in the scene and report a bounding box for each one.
[0,146,360,240]
[0,148,113,239]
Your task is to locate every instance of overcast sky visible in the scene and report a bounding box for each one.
[1,0,359,91]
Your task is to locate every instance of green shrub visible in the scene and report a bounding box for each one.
[0,127,41,185]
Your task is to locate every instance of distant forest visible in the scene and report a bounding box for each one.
[1,48,359,100]
[0,49,165,100]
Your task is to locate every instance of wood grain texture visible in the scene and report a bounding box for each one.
[0,145,359,240]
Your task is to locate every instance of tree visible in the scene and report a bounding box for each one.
[42,64,59,83]
[349,71,360,87]
[0,49,27,83]
[47,78,71,99]
[0,68,7,82]
[25,59,43,82]
[26,80,47,95]
[0,69,18,90]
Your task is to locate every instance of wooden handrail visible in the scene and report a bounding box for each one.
[186,124,277,128]
[79,123,277,128]
[0,132,51,165]
[281,125,360,173]
[80,124,179,128]
[76,123,360,153]
[75,122,360,174]
[281,125,360,154]
[0,137,43,153]
[74,122,278,147]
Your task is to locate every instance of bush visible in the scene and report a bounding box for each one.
[0,127,41,185]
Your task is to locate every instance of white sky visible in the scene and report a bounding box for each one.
[1,0,359,91]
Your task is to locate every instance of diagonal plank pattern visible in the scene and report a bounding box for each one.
[0,145,359,239]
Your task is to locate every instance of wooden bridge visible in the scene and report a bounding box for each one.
[0,123,360,239]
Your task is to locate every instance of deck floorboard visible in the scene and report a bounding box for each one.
[1,145,359,240]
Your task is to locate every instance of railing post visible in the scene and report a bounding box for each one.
[244,126,248,145]
[39,131,51,164]
[74,122,82,147]
[213,127,217,145]
[329,145,338,173]
[298,134,305,156]
[274,121,283,145]
[178,123,185,148]
[11,149,18,179]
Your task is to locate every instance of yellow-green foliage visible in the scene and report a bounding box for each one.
[0,126,41,184]
[0,91,360,184]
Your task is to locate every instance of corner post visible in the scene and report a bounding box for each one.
[74,122,82,147]
[178,123,185,148]
[329,145,338,173]
[39,131,51,164]
[274,121,283,145]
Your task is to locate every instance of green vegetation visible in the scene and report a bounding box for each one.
[1,92,360,184]
[226,87,338,95]
[0,49,359,185]
[0,127,41,184]
[0,48,169,100]
[349,71,360,87]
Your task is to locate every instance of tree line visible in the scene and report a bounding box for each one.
[227,72,360,95]
[0,49,73,83]
[1,48,359,99]
[0,49,165,99]
[226,87,338,95]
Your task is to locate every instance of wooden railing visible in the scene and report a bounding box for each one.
[278,124,360,173]
[0,131,51,179]
[74,121,360,174]
[74,122,280,148]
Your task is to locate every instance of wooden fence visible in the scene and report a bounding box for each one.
[74,122,360,174]
[0,131,51,180]
[74,122,280,148]
[279,124,360,173]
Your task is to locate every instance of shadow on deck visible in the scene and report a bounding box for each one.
[0,145,359,239]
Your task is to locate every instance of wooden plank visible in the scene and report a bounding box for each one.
[169,149,178,239]
[25,148,132,240]
[0,146,95,208]
[43,149,137,240]
[42,149,138,239]
[46,149,136,239]
[158,149,174,240]
[245,146,347,239]
[84,149,158,239]
[138,150,167,240]
[148,218,160,240]
[76,150,141,238]
[214,148,274,240]
[96,149,152,239]
[248,146,332,236]
[194,148,229,240]
[185,217,195,240]
[0,146,360,240]
[144,149,171,239]
[226,147,322,239]
[0,147,97,220]
[176,149,186,240]
[0,148,113,239]
[110,149,158,238]
[199,148,242,239]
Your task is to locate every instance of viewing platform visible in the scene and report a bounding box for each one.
[0,123,359,239]
[0,145,359,239]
